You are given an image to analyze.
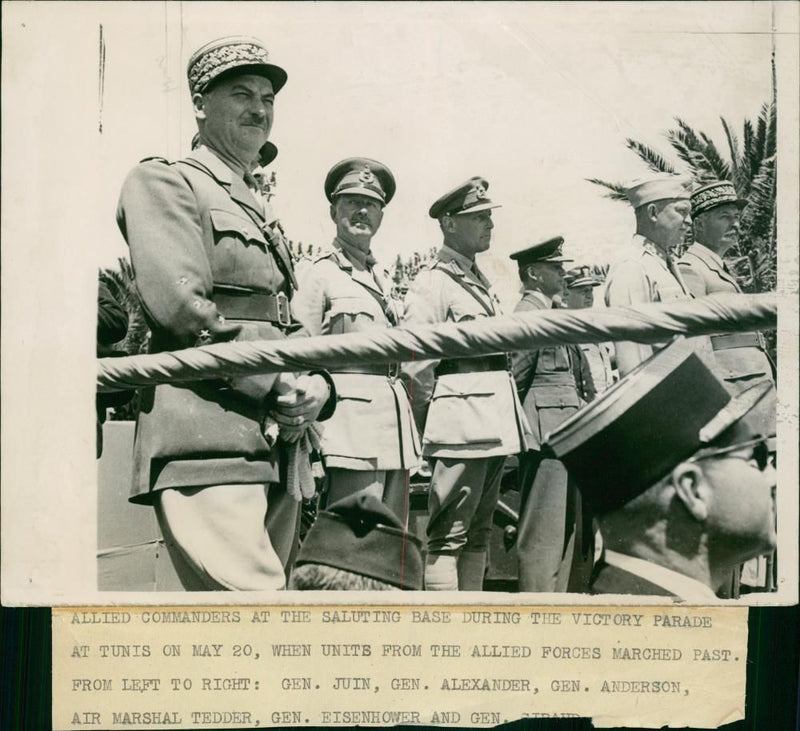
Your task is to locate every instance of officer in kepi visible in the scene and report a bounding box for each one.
[546,338,777,600]
[677,180,776,442]
[116,36,336,591]
[401,177,532,591]
[292,158,420,522]
[509,238,594,593]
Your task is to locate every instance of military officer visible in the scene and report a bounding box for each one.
[401,177,531,591]
[292,158,420,521]
[546,339,776,600]
[563,267,614,396]
[677,180,775,440]
[116,36,336,591]
[510,238,592,592]
[604,173,694,376]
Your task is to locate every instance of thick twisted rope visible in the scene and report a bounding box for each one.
[98,293,776,392]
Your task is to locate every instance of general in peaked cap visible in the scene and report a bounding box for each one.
[509,236,573,270]
[625,173,690,209]
[187,36,287,95]
[324,157,396,205]
[545,338,773,516]
[291,494,423,590]
[429,176,501,219]
[690,180,748,219]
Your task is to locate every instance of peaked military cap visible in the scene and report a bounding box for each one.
[324,157,396,205]
[545,338,773,515]
[691,181,747,218]
[564,266,601,289]
[294,494,423,590]
[429,176,501,218]
[625,173,690,209]
[510,236,573,269]
[187,36,287,95]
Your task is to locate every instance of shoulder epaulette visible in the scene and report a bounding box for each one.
[139,156,171,165]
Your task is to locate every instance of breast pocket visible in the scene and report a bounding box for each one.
[423,373,502,445]
[327,297,378,334]
[532,388,581,440]
[208,208,270,284]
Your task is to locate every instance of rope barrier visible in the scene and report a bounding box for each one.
[98,293,776,392]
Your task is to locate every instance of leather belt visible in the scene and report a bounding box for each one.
[335,364,400,378]
[710,332,763,351]
[436,354,509,376]
[212,286,292,328]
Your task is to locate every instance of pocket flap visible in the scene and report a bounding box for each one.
[328,297,375,318]
[209,208,266,244]
[533,389,581,409]
[432,372,497,399]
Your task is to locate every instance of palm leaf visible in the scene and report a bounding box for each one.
[585,178,629,201]
[720,116,742,188]
[624,139,676,174]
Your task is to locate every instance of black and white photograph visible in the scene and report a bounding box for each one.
[2,1,797,605]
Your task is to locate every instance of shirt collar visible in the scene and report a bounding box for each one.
[604,550,718,602]
[523,289,553,308]
[633,234,670,264]
[690,242,725,269]
[438,245,491,288]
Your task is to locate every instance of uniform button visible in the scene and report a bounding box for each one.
[177,276,189,285]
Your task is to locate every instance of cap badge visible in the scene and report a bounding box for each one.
[473,184,486,199]
[358,167,375,184]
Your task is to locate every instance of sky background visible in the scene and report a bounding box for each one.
[65,1,777,304]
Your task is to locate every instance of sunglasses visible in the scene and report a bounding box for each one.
[688,436,774,472]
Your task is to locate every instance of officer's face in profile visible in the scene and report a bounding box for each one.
[689,435,777,562]
[529,262,566,298]
[650,198,692,249]
[193,74,274,165]
[565,284,594,309]
[331,194,384,245]
[445,210,494,256]
[694,204,740,253]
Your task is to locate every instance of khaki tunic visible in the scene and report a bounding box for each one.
[604,235,692,376]
[401,247,530,458]
[117,147,299,503]
[292,247,420,470]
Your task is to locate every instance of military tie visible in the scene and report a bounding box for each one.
[666,253,691,297]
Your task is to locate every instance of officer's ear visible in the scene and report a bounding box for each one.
[646,202,660,223]
[329,202,339,223]
[440,215,455,234]
[671,462,711,522]
[192,93,206,121]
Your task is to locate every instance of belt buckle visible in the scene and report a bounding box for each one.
[388,362,399,380]
[275,291,292,328]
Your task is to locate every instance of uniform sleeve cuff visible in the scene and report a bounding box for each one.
[310,370,337,421]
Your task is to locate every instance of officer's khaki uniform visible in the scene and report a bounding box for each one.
[402,246,530,590]
[512,290,591,592]
[117,146,320,590]
[292,243,420,520]
[604,235,692,376]
[677,243,775,436]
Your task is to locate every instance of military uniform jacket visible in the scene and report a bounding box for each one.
[292,245,420,470]
[400,246,530,459]
[677,243,774,384]
[511,290,583,451]
[117,146,299,503]
[604,235,692,376]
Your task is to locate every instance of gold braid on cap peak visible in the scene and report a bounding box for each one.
[188,41,270,94]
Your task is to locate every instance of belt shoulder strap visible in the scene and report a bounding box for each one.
[434,264,495,317]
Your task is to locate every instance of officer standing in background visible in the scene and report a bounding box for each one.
[546,339,776,600]
[604,173,694,376]
[677,181,776,439]
[402,177,531,591]
[509,238,592,592]
[563,267,614,397]
[292,158,420,521]
[116,36,335,591]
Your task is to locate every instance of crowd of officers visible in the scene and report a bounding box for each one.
[108,36,777,596]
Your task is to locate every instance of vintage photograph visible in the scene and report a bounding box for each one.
[3,1,797,605]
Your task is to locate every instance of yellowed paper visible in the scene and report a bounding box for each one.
[54,605,746,729]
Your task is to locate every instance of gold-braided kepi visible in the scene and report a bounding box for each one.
[187,36,287,95]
